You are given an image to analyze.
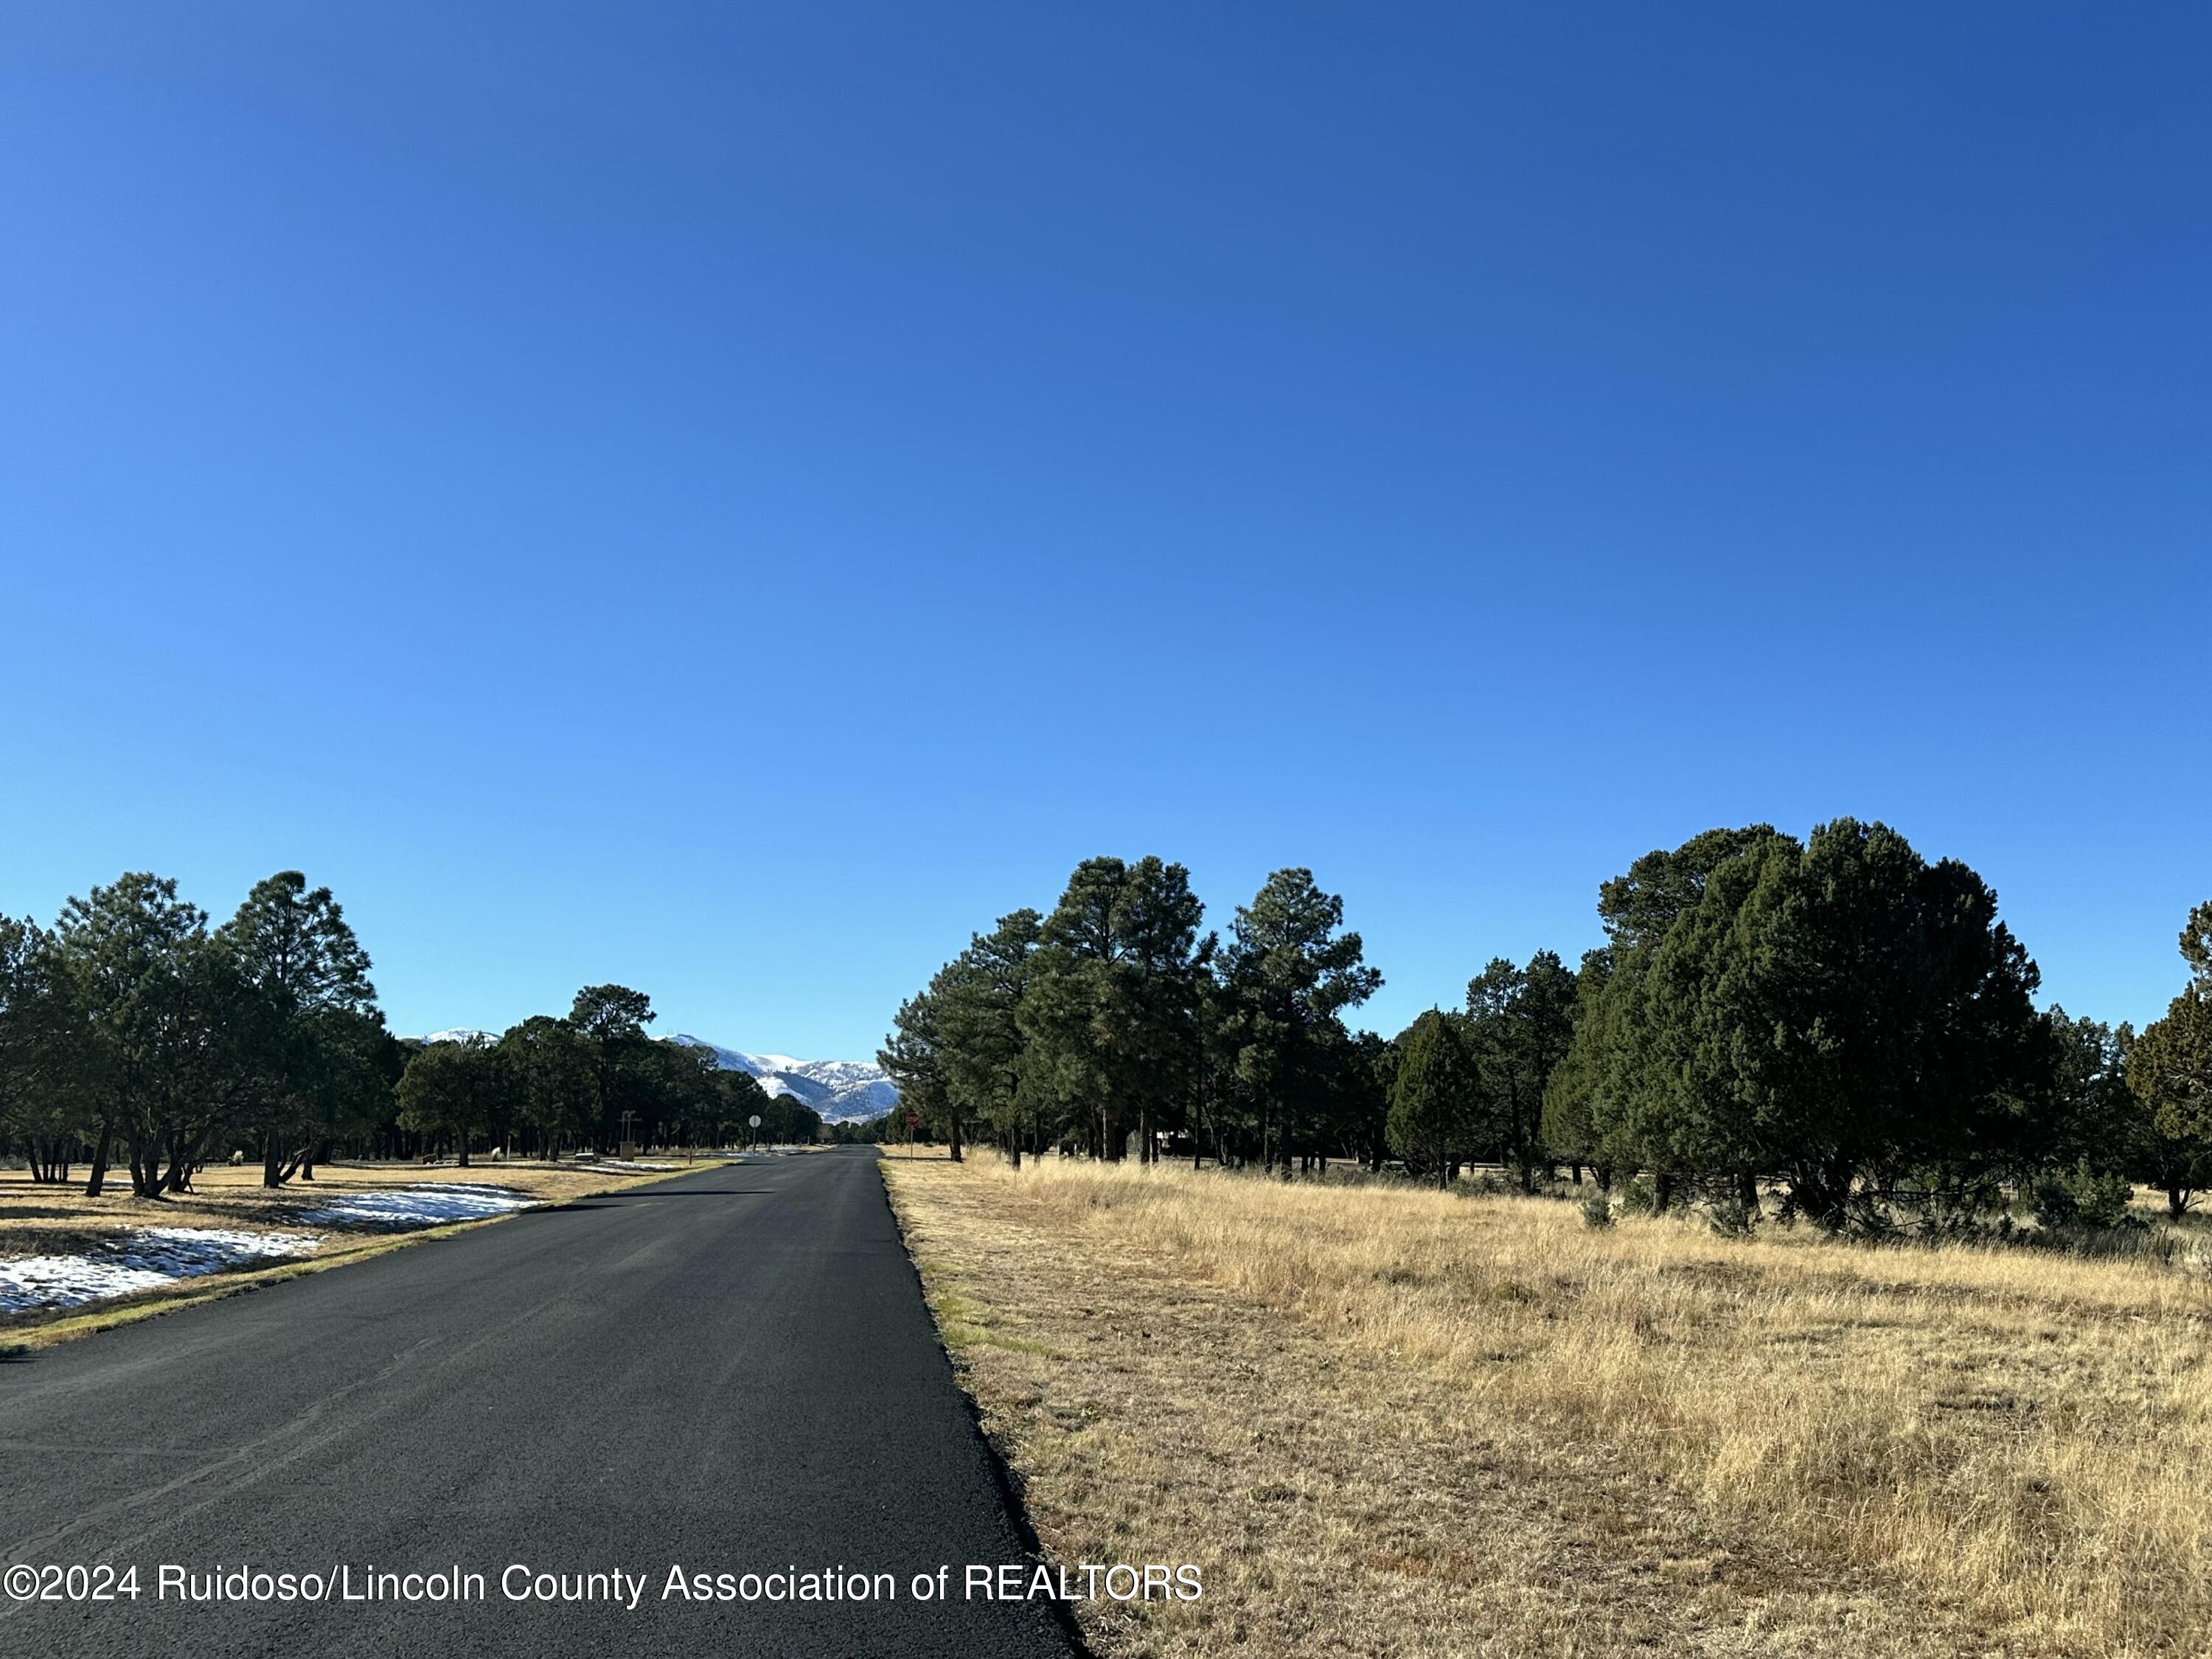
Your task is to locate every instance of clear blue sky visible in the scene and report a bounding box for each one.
[1,3,2204,1057]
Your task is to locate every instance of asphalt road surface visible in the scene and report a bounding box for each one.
[0,1148,1080,1658]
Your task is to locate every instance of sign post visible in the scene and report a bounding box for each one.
[905,1108,919,1159]
[748,1113,762,1151]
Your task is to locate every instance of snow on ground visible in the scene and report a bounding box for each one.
[298,1184,535,1227]
[0,1227,315,1316]
[598,1160,682,1172]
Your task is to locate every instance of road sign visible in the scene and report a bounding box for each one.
[905,1110,919,1127]
[748,1115,762,1127]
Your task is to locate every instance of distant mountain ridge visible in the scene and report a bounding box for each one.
[665,1037,900,1124]
[400,1029,900,1124]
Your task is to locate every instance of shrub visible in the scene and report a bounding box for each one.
[1705,1190,1757,1237]
[1618,1174,1659,1217]
[1582,1192,1615,1229]
[2032,1159,2138,1231]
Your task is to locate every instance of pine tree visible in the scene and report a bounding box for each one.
[2130,900,2212,1208]
[214,871,385,1187]
[1388,1009,1472,1189]
[395,1037,507,1166]
[499,1015,599,1160]
[935,909,1041,1164]
[1017,858,1206,1161]
[1215,869,1380,1175]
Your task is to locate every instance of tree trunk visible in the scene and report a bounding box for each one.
[163,1135,194,1193]
[129,1135,164,1199]
[85,1121,113,1197]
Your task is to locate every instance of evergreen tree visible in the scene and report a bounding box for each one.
[1539,948,1612,1184]
[1017,858,1207,1161]
[1214,868,1380,1175]
[878,987,952,1152]
[1463,950,1579,1189]
[1340,1028,1397,1172]
[395,1036,508,1165]
[214,871,386,1186]
[712,1064,776,1145]
[935,909,1042,1164]
[1388,1009,1473,1188]
[0,915,90,1183]
[2130,901,2212,1211]
[2032,1009,2140,1181]
[2183,901,2212,989]
[499,1015,599,1159]
[1559,821,2048,1228]
[50,873,234,1198]
[570,984,655,1145]
[638,1037,725,1147]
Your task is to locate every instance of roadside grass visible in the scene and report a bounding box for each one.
[884,1152,2212,1659]
[0,1157,735,1349]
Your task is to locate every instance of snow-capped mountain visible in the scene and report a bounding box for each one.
[666,1036,900,1124]
[409,1028,496,1046]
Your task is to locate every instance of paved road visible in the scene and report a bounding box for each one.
[0,1149,1079,1658]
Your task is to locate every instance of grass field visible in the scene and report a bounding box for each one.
[883,1153,2212,1659]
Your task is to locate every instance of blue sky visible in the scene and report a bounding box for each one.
[1,3,2205,1057]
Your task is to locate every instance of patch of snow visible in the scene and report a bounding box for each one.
[299,1185,534,1227]
[0,1227,315,1316]
[599,1160,681,1172]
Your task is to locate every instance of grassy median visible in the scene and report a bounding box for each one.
[883,1152,2212,1658]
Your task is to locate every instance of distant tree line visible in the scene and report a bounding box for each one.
[0,870,818,1195]
[390,984,820,1166]
[891,826,2212,1234]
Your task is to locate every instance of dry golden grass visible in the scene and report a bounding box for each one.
[883,1152,2212,1659]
